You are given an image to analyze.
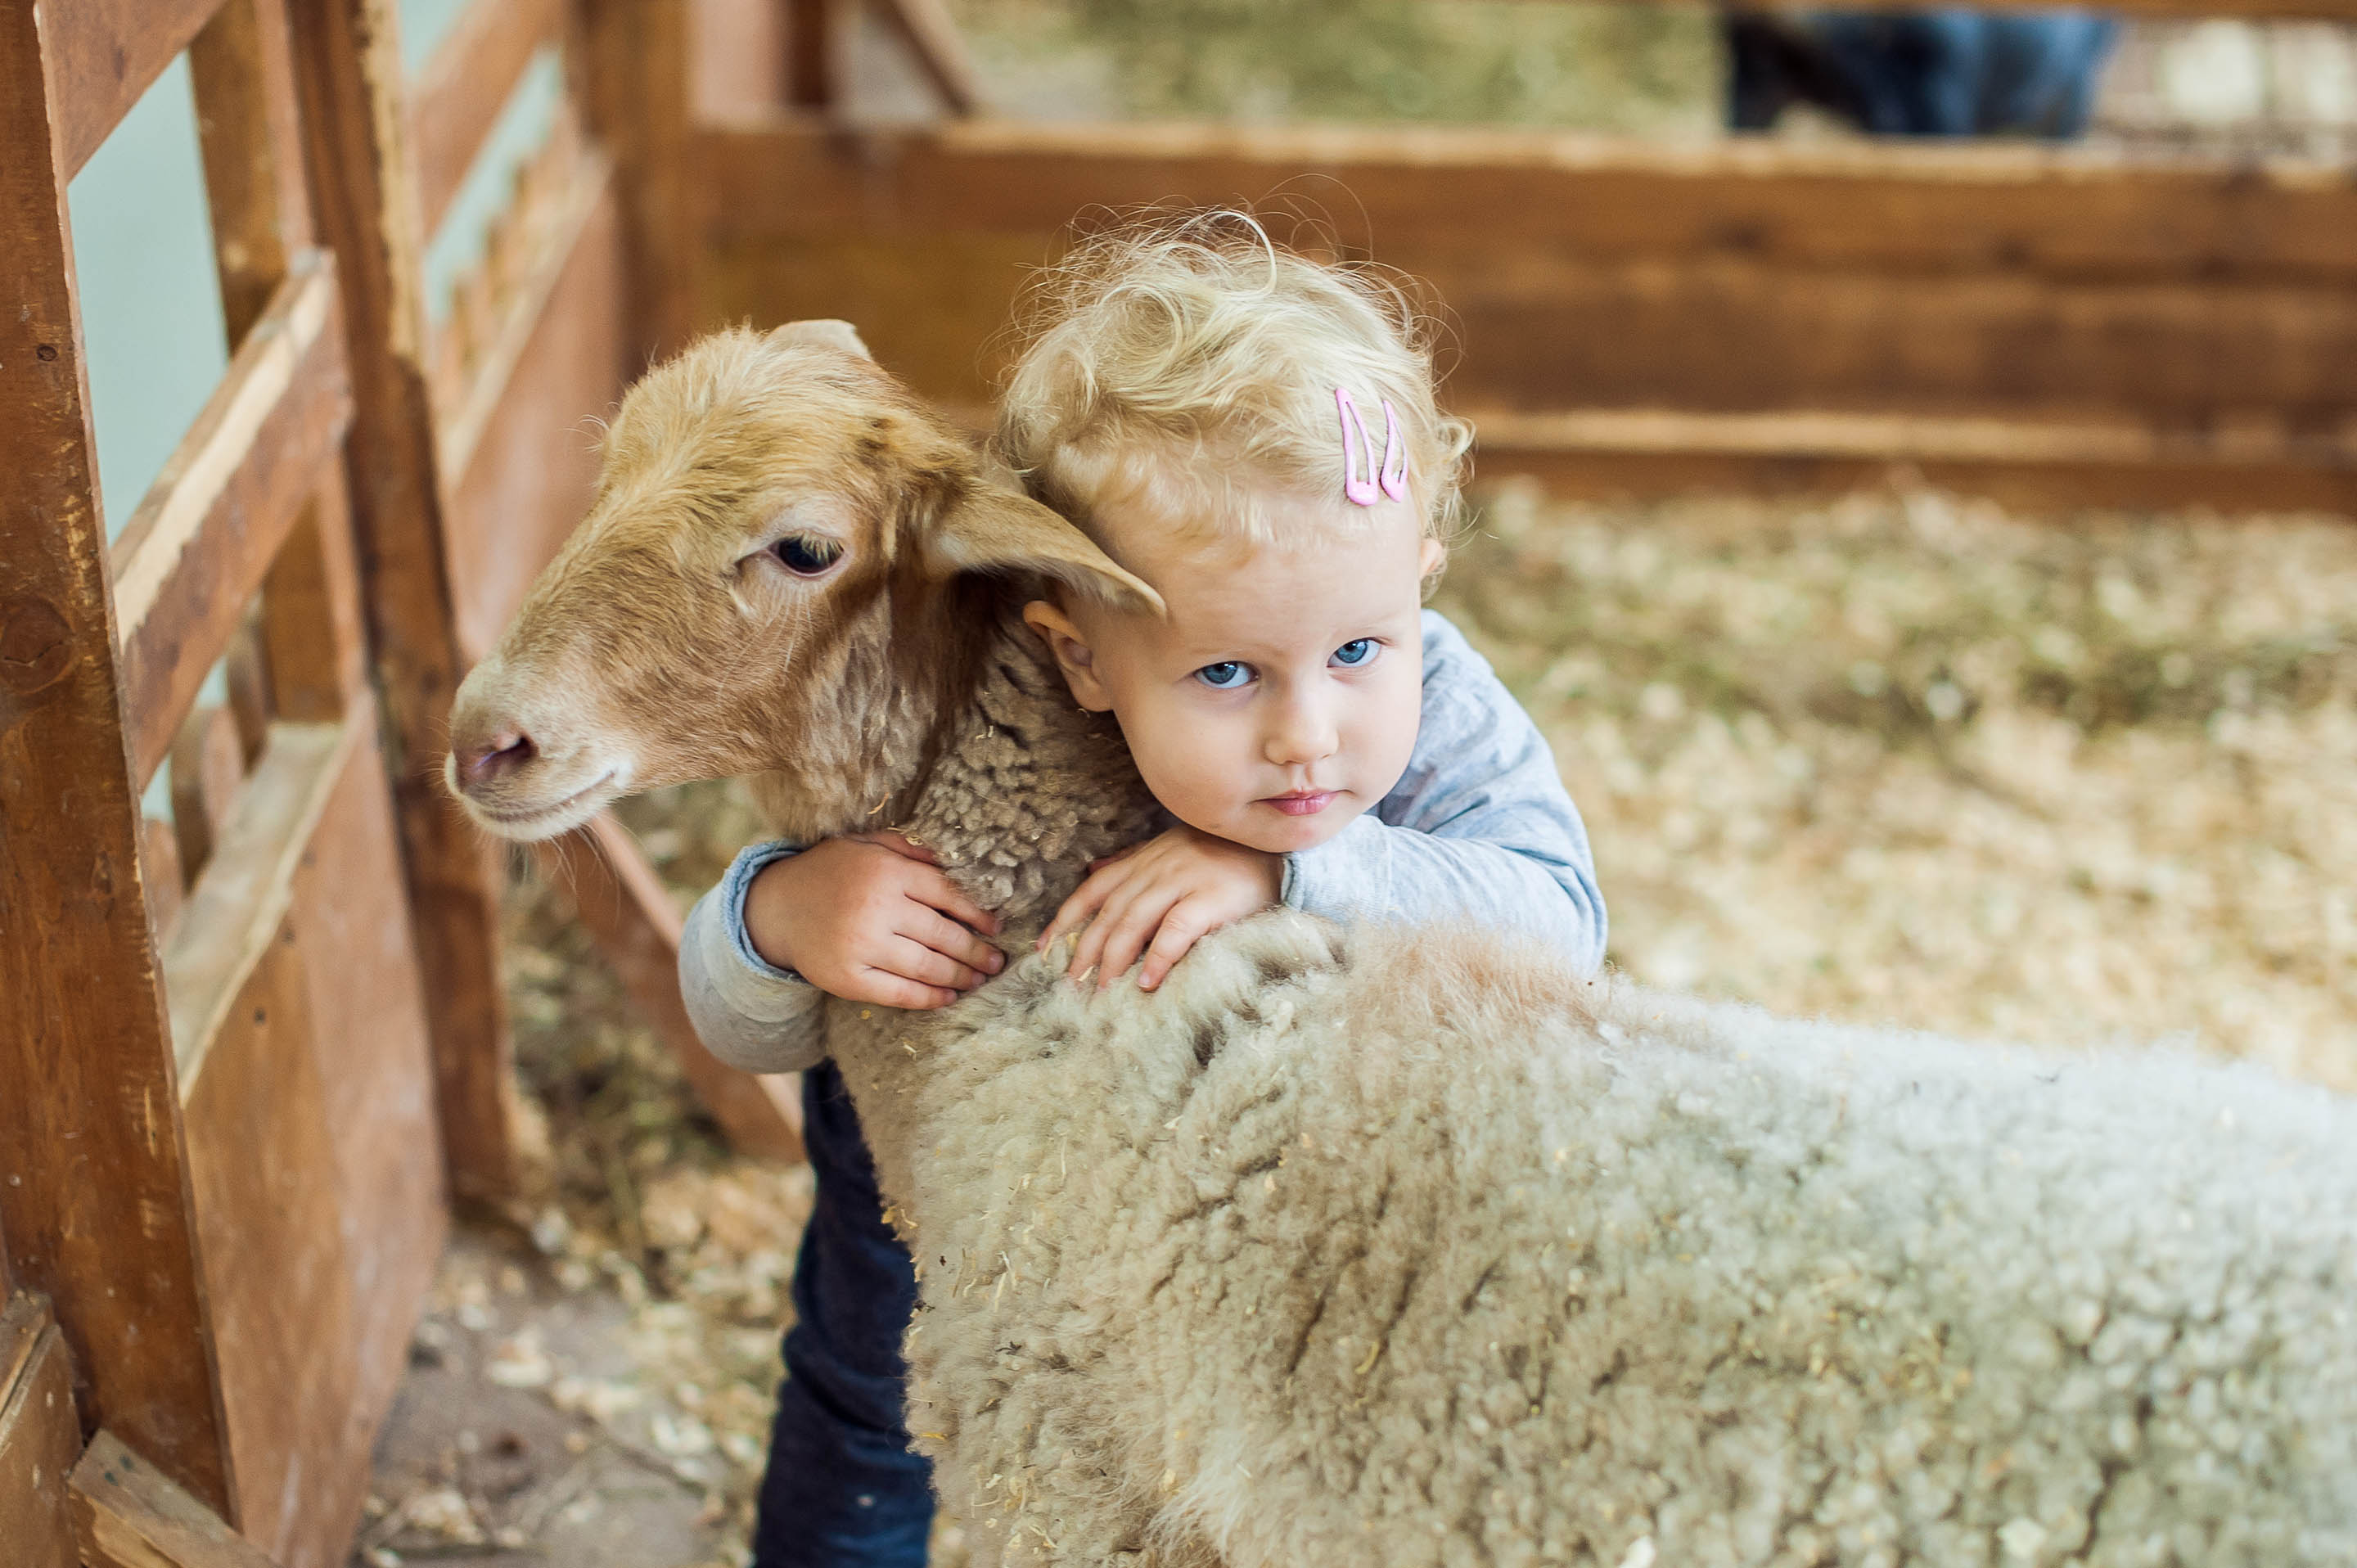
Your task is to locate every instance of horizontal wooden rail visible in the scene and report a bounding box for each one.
[49,0,227,178]
[697,119,2357,286]
[1471,406,2357,512]
[110,254,352,786]
[412,0,567,237]
[160,716,359,1094]
[73,1431,277,1568]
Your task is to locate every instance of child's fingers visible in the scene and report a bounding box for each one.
[906,907,1004,980]
[908,864,1000,936]
[1136,907,1213,992]
[885,935,991,994]
[1042,861,1126,957]
[1089,883,1188,991]
[850,967,962,1012]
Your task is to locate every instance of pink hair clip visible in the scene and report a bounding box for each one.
[1336,387,1408,507]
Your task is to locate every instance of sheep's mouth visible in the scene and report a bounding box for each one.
[462,771,618,840]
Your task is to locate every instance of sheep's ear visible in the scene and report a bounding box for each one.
[767,318,872,360]
[922,484,1165,616]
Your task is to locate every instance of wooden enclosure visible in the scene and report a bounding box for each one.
[3,0,2353,1563]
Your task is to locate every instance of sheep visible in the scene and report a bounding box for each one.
[445,322,2357,1568]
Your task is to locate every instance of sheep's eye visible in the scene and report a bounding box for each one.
[771,534,843,576]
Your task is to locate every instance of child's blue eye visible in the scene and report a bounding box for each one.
[1194,661,1254,690]
[1331,638,1377,668]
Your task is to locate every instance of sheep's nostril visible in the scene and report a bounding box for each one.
[457,730,536,785]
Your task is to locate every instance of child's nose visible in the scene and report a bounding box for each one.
[1264,696,1338,766]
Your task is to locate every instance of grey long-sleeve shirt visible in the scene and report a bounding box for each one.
[679,609,1607,1075]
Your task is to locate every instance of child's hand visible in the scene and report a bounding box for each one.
[744,832,1003,1010]
[1039,824,1282,993]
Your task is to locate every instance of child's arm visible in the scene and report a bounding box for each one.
[678,834,1003,1074]
[1284,610,1607,971]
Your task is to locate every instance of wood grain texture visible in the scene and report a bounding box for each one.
[0,1303,82,1568]
[285,725,449,1494]
[0,2,235,1517]
[190,0,314,342]
[72,1431,276,1568]
[444,173,627,658]
[47,0,227,178]
[290,0,521,1201]
[182,929,365,1568]
[109,257,353,785]
[412,0,567,237]
[580,0,696,365]
[696,119,2357,286]
[539,815,805,1161]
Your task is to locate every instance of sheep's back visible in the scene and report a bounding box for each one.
[900,913,2357,1567]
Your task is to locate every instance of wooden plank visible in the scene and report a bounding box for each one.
[161,717,358,1093]
[290,0,522,1202]
[692,0,789,120]
[540,815,804,1160]
[787,0,850,109]
[0,2,236,1518]
[169,705,246,884]
[444,173,628,657]
[694,119,2357,286]
[72,1431,277,1568]
[0,1305,82,1568]
[181,930,363,1568]
[47,0,226,178]
[581,0,696,364]
[412,0,567,238]
[285,721,449,1493]
[142,818,188,942]
[1471,408,2357,513]
[190,0,314,343]
[109,257,353,786]
[868,0,980,115]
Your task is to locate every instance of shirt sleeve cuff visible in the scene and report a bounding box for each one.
[721,838,805,983]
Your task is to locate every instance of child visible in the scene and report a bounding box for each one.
[678,214,1606,1568]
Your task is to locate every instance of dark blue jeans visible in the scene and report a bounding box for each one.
[750,1062,933,1568]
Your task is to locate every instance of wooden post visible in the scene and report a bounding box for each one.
[286,0,524,1202]
[579,0,696,367]
[0,2,237,1520]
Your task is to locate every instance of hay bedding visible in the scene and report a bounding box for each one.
[408,484,2352,1567]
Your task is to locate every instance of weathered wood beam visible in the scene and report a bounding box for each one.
[290,0,524,1202]
[1470,407,2357,513]
[160,718,357,1093]
[0,1296,81,1568]
[539,815,806,1162]
[109,256,352,786]
[696,119,2357,286]
[580,0,696,367]
[0,2,236,1518]
[412,0,567,238]
[72,1431,278,1568]
[46,0,226,178]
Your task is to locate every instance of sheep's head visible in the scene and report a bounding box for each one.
[445,321,1159,841]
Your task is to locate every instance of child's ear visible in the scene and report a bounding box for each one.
[1418,537,1445,578]
[1020,599,1115,711]
[922,484,1165,617]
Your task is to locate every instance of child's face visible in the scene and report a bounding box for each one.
[1025,495,1441,856]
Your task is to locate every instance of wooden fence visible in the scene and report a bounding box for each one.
[4,0,2353,1563]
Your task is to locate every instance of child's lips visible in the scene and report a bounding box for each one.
[1262,790,1336,817]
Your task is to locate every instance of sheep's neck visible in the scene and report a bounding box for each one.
[897,608,1165,941]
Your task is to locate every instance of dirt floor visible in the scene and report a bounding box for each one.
[354,479,2357,1567]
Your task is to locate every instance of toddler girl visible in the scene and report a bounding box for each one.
[679,214,1605,1568]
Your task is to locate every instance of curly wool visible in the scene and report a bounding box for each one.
[821,624,2357,1568]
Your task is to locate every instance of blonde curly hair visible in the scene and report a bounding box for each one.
[994,211,1471,561]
